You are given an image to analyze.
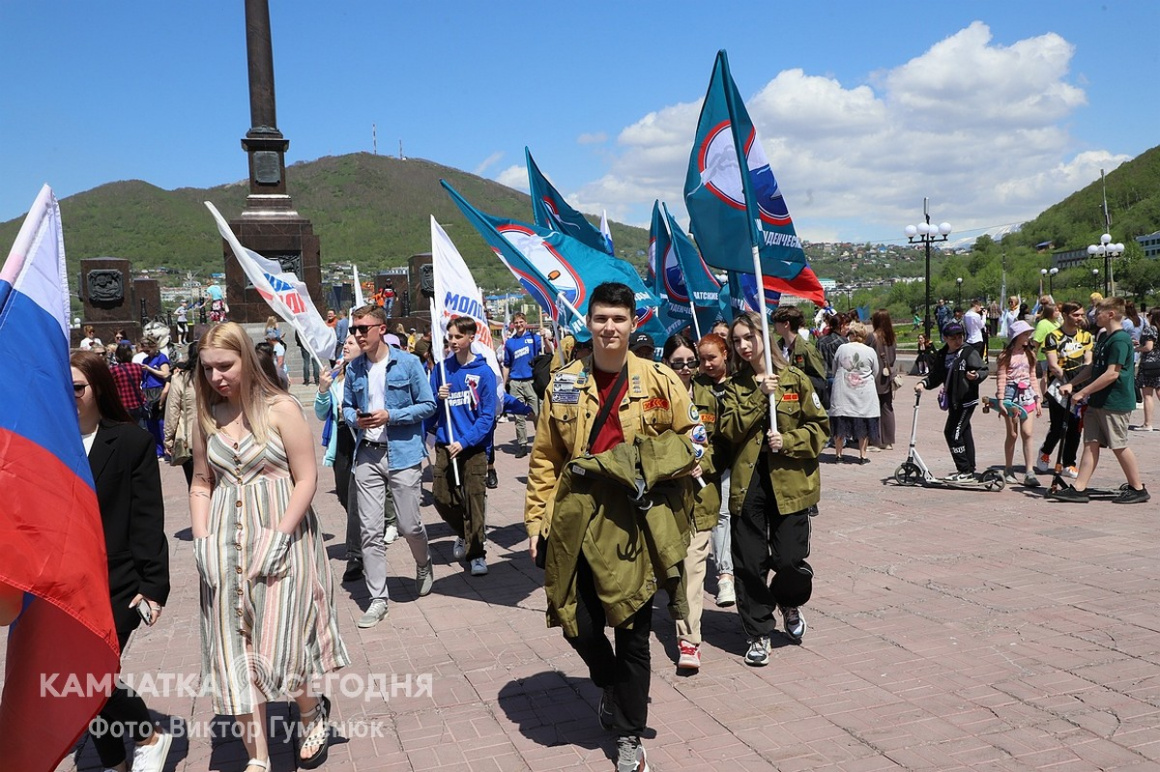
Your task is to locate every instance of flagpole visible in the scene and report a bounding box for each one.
[430,298,461,487]
[555,292,585,329]
[750,245,782,447]
[689,302,703,341]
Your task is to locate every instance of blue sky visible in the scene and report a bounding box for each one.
[2,1,1156,246]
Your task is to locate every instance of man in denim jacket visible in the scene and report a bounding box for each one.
[343,306,437,628]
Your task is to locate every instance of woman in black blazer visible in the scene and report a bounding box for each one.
[70,352,172,772]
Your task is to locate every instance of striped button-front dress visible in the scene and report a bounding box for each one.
[195,426,350,715]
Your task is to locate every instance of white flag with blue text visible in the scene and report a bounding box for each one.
[205,202,336,365]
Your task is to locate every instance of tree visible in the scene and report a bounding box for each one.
[972,234,995,253]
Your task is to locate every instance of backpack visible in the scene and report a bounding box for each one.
[531,352,555,401]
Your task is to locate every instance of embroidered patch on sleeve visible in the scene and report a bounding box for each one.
[643,397,671,411]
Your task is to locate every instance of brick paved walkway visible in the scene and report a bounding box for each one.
[36,376,1160,771]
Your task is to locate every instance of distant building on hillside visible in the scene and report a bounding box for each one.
[1137,231,1160,259]
[1052,247,1090,270]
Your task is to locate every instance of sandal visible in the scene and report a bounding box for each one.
[297,695,331,769]
[244,760,269,772]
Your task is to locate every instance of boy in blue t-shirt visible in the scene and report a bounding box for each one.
[429,316,499,574]
[502,312,542,457]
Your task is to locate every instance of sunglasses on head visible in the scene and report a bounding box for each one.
[350,324,382,336]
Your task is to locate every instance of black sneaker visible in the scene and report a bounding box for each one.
[1048,485,1090,503]
[342,562,364,582]
[1113,485,1150,504]
[485,468,498,489]
[514,445,529,459]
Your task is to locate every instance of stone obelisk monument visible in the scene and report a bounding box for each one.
[223,0,323,322]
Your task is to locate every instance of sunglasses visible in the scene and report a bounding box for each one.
[668,359,697,370]
[73,382,88,394]
[350,324,382,336]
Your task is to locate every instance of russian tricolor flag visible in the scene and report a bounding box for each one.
[0,185,120,770]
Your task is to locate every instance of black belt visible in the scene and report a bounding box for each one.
[510,377,533,381]
[361,439,388,449]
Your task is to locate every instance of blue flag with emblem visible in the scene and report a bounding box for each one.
[442,181,667,341]
[527,148,613,256]
[664,203,723,319]
[648,201,689,338]
[649,202,721,338]
[684,49,825,306]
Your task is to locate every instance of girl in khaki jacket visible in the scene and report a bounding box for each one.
[719,312,829,667]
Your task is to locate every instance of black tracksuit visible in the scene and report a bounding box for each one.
[921,345,989,473]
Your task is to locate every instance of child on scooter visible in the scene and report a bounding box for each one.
[914,321,989,480]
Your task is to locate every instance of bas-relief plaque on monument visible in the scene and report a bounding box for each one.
[242,252,302,289]
[254,152,282,184]
[87,269,125,304]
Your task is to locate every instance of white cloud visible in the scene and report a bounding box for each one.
[577,132,607,145]
[494,164,528,192]
[569,22,1123,242]
[473,151,504,176]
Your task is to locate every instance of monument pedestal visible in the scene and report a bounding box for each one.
[75,257,144,347]
[223,214,322,323]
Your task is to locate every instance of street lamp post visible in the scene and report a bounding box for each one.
[905,198,952,342]
[1087,233,1124,296]
[1047,267,1058,297]
[956,277,963,307]
[1092,269,1100,291]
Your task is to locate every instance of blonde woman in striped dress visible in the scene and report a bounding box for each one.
[190,323,349,771]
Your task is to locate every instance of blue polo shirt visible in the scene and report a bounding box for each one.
[503,332,541,380]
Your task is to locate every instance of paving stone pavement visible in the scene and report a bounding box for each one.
[36,376,1160,771]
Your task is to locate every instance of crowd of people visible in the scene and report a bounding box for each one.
[56,280,1157,772]
[915,292,1154,503]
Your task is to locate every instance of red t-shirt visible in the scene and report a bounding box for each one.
[589,368,628,454]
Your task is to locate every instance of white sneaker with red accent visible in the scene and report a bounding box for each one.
[676,640,701,670]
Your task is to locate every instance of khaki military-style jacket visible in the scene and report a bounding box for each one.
[719,365,830,515]
[689,375,727,532]
[525,352,701,539]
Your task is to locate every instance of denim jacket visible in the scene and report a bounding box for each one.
[342,348,436,470]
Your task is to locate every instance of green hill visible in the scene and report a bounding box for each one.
[0,152,651,294]
[1006,145,1160,252]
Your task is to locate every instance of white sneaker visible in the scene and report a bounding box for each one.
[1065,466,1079,479]
[357,599,389,628]
[470,557,488,576]
[781,606,807,643]
[131,730,172,772]
[1034,453,1051,474]
[715,577,736,607]
[452,537,466,561]
[416,562,434,596]
[384,524,399,545]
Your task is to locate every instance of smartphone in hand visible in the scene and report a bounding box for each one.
[134,600,154,626]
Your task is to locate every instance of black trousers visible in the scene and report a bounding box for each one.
[564,557,652,736]
[1040,395,1081,468]
[335,422,360,562]
[944,404,977,473]
[91,627,154,767]
[731,453,814,638]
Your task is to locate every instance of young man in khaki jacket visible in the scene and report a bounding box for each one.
[526,282,699,772]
